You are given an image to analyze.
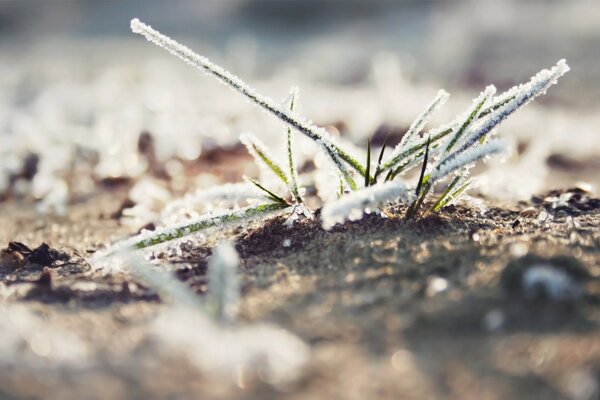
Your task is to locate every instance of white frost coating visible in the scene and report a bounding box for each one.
[285,86,302,202]
[523,265,582,301]
[385,89,449,166]
[429,140,506,185]
[206,241,240,323]
[442,85,496,152]
[284,204,314,226]
[321,181,413,230]
[92,203,292,261]
[130,18,357,187]
[161,182,267,222]
[456,60,570,154]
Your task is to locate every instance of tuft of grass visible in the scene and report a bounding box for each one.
[126,18,569,236]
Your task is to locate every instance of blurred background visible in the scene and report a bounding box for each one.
[0,0,599,211]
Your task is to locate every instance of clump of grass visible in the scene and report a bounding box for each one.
[324,60,569,227]
[122,18,569,247]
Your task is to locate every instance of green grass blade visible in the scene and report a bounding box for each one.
[285,88,303,203]
[444,86,495,153]
[415,136,431,197]
[431,175,462,212]
[365,139,371,187]
[132,203,289,250]
[244,176,288,204]
[433,178,473,211]
[373,132,390,182]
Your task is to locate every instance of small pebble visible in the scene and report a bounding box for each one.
[0,250,25,270]
[519,207,538,218]
[425,276,449,297]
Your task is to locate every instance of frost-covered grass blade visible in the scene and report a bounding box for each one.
[130,18,364,189]
[241,133,289,186]
[285,87,303,203]
[101,203,290,252]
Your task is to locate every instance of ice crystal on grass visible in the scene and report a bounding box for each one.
[321,181,413,230]
[117,250,202,307]
[95,203,291,259]
[153,309,309,384]
[452,60,570,156]
[321,60,568,227]
[160,182,268,223]
[130,18,569,229]
[130,18,363,190]
[386,89,449,162]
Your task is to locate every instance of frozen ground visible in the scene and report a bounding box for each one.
[0,2,599,399]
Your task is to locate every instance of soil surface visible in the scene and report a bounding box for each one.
[0,172,599,400]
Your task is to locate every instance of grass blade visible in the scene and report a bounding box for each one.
[241,133,288,185]
[430,175,461,212]
[285,87,303,203]
[365,139,371,187]
[373,132,390,182]
[244,176,288,204]
[444,86,495,153]
[415,136,431,197]
[432,178,473,212]
[130,18,364,189]
[126,203,289,250]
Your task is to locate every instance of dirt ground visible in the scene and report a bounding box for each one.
[0,162,599,400]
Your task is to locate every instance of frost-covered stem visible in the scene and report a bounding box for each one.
[379,60,568,175]
[382,90,448,172]
[130,18,362,188]
[452,60,569,156]
[399,90,449,148]
[321,181,413,229]
[118,203,289,250]
[428,140,506,186]
[379,122,453,175]
[285,87,302,203]
[444,85,496,152]
[206,241,240,323]
[160,183,268,220]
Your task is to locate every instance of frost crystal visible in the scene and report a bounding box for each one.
[397,89,449,148]
[118,250,202,307]
[94,203,290,260]
[160,182,267,223]
[455,60,570,154]
[321,181,413,229]
[130,18,363,189]
[284,204,314,227]
[429,140,506,186]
